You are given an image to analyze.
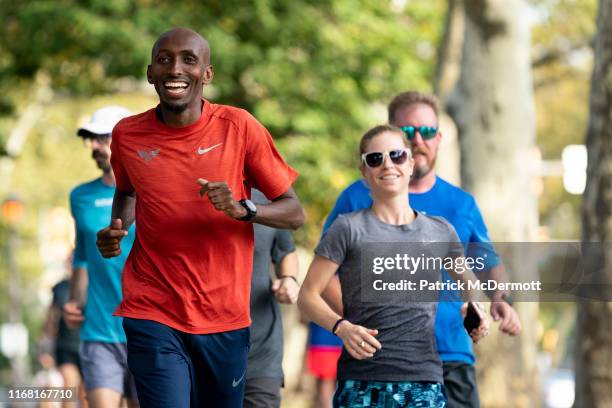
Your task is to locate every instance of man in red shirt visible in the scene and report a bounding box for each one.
[96,27,304,408]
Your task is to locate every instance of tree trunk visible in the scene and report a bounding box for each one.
[433,0,465,186]
[577,0,612,406]
[434,0,465,107]
[448,0,539,406]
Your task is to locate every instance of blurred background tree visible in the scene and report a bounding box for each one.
[531,0,597,241]
[448,0,539,405]
[578,0,612,405]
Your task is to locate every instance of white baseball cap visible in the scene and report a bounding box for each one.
[77,106,132,137]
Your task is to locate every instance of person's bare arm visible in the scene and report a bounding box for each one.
[39,303,59,360]
[272,251,300,304]
[97,189,135,258]
[483,264,522,335]
[481,263,510,300]
[274,250,299,280]
[298,256,342,330]
[298,255,381,360]
[253,188,304,230]
[64,267,88,329]
[198,181,305,230]
[111,189,136,229]
[69,267,88,306]
[42,304,60,339]
[321,274,343,316]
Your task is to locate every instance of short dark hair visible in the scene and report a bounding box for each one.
[151,28,211,65]
[387,91,439,124]
[359,124,410,155]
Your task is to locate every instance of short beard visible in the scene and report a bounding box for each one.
[412,165,430,180]
[161,100,189,113]
[98,161,112,173]
[93,151,111,172]
[412,157,436,179]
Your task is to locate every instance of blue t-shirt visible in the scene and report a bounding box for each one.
[70,178,135,343]
[322,176,499,365]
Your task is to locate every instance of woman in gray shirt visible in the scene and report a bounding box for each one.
[298,125,489,407]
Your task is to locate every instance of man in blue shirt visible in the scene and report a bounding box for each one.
[322,91,521,407]
[63,106,138,408]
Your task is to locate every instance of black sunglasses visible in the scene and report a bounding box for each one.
[400,126,438,140]
[361,149,410,168]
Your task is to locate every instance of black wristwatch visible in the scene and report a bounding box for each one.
[238,199,257,221]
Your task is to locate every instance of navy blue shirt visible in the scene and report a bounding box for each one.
[323,176,499,365]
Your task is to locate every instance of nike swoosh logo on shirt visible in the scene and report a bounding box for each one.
[232,372,245,388]
[197,143,223,155]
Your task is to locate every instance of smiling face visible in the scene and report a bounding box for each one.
[147,28,214,113]
[391,103,440,180]
[360,131,414,198]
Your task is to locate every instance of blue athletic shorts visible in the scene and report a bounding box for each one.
[123,318,250,408]
[334,379,447,408]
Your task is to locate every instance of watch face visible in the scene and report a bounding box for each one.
[244,200,257,212]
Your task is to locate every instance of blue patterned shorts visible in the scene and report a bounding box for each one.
[333,379,447,408]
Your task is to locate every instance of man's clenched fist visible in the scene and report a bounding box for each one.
[197,179,247,219]
[96,218,127,258]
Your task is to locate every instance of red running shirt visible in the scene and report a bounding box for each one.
[110,100,298,334]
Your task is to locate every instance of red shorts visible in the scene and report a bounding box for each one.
[307,347,342,380]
